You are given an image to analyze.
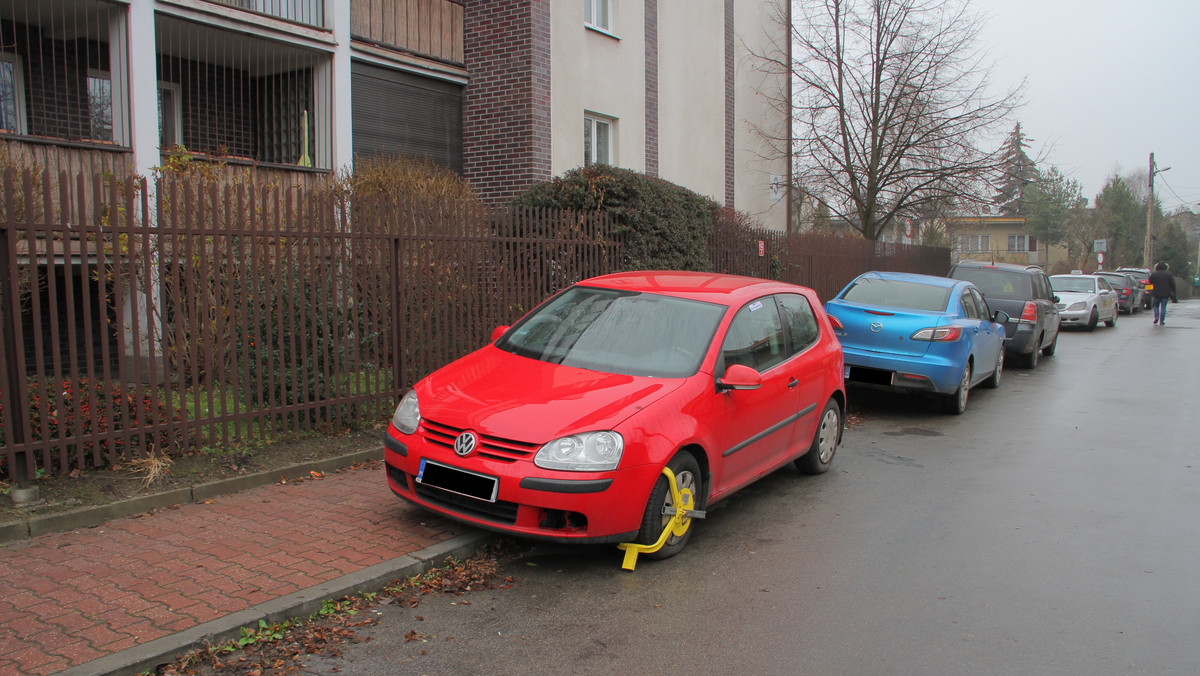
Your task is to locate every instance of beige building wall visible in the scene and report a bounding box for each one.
[733,0,789,231]
[550,1,647,174]
[548,0,790,231]
[657,1,726,204]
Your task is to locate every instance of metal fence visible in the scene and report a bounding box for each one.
[1,170,948,480]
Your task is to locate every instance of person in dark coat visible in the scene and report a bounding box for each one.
[1148,262,1177,325]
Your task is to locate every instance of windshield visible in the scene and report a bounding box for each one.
[1050,276,1097,294]
[496,285,726,378]
[840,277,951,312]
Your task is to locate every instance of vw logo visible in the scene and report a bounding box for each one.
[870,322,883,333]
[454,432,478,457]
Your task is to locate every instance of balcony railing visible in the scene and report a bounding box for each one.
[203,0,327,29]
[351,0,464,65]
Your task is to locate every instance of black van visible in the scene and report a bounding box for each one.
[947,261,1061,369]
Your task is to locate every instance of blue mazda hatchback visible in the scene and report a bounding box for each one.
[824,271,1009,414]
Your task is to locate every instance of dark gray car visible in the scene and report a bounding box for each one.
[1095,271,1143,314]
[947,261,1061,369]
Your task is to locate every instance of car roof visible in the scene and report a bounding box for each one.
[951,260,1041,274]
[853,270,963,289]
[580,271,807,304]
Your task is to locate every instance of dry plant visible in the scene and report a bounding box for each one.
[126,449,175,489]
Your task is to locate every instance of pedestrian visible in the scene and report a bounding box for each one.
[1148,261,1177,325]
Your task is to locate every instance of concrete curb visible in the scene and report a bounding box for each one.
[57,531,495,676]
[0,449,382,545]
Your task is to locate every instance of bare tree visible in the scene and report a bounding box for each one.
[758,0,1022,240]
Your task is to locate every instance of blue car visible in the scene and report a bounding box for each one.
[824,271,1009,414]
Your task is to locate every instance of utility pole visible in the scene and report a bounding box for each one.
[1144,153,1155,267]
[1143,153,1170,266]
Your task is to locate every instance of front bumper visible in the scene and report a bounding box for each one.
[384,426,656,543]
[1058,306,1094,325]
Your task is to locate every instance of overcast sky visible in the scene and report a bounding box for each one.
[973,0,1200,211]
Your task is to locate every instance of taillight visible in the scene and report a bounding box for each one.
[827,314,844,330]
[911,326,962,342]
[1020,301,1038,323]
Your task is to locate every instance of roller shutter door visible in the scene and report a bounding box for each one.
[351,62,463,173]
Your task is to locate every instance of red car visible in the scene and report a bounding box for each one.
[384,271,846,560]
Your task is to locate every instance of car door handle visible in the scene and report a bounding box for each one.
[788,378,799,389]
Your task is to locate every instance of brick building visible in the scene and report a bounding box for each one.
[0,0,789,224]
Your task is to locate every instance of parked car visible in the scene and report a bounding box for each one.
[1049,273,1119,331]
[383,271,847,560]
[1094,271,1143,314]
[947,260,1061,369]
[825,272,1008,415]
[1115,267,1152,309]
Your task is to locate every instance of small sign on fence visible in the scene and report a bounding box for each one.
[758,240,765,257]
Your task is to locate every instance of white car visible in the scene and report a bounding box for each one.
[1049,273,1118,331]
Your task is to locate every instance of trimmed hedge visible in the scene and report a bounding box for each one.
[512,165,718,271]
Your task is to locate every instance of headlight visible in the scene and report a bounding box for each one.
[391,390,420,435]
[534,431,624,471]
[1067,302,1086,311]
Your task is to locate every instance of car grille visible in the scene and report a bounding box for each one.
[414,482,520,525]
[420,418,541,463]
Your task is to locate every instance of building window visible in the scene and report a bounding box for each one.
[0,53,27,134]
[584,114,613,166]
[956,234,990,252]
[584,0,611,31]
[88,70,114,142]
[1008,234,1029,252]
[158,82,183,148]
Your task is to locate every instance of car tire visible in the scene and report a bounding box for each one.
[942,363,972,415]
[983,349,1003,389]
[1086,307,1099,331]
[796,398,842,475]
[1105,309,1117,328]
[636,451,703,560]
[1021,339,1040,369]
[1041,331,1058,356]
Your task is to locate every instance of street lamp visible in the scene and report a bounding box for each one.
[1143,153,1170,266]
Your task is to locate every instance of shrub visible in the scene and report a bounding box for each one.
[512,165,719,271]
[340,153,479,206]
[232,259,350,418]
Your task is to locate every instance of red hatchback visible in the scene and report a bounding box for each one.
[384,271,846,560]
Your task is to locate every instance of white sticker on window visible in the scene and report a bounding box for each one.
[749,301,763,312]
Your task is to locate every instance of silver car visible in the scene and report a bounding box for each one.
[1049,273,1119,331]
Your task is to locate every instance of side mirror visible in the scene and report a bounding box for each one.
[992,310,1011,324]
[1052,295,1060,303]
[716,364,763,392]
[490,325,510,343]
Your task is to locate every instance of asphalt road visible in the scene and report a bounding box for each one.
[308,300,1200,675]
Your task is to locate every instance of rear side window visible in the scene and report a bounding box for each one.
[960,290,981,319]
[951,267,1033,300]
[778,293,820,354]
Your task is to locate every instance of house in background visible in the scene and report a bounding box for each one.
[1,0,790,228]
[945,215,1070,272]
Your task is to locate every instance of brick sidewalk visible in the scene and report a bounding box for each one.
[0,462,471,675]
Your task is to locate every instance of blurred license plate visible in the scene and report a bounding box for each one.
[417,459,499,502]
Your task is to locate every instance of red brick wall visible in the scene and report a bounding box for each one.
[463,0,553,206]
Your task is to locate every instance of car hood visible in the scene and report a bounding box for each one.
[1054,291,1096,305]
[415,345,687,442]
